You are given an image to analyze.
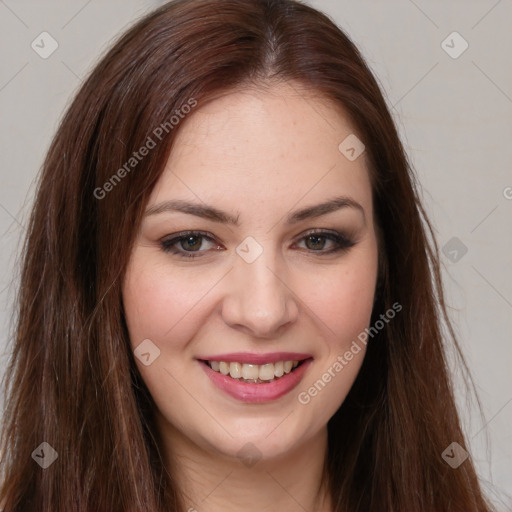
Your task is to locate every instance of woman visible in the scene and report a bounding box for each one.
[0,0,494,510]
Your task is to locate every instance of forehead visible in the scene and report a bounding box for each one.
[149,82,372,219]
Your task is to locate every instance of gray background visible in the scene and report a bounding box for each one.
[1,0,511,507]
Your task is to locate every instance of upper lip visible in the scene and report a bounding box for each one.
[197,352,313,365]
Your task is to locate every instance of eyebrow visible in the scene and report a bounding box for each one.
[144,196,365,225]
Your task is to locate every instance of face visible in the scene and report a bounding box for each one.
[122,81,379,463]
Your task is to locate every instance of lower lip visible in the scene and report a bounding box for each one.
[199,359,313,403]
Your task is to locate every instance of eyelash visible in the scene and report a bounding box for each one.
[160,229,356,259]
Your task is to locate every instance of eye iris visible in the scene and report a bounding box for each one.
[305,235,325,250]
[181,235,202,251]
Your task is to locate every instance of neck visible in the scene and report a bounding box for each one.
[156,414,332,512]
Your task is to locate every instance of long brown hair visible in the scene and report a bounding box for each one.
[0,0,494,510]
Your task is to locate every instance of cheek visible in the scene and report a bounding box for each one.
[122,256,214,345]
[298,252,378,349]
[295,254,377,416]
[122,258,211,412]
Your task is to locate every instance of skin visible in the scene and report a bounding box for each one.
[122,81,379,512]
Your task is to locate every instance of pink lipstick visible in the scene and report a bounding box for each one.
[197,353,313,403]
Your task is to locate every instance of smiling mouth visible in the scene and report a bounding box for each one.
[201,358,310,384]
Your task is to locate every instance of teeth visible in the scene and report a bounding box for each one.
[259,363,274,381]
[207,359,301,382]
[229,362,242,379]
[242,364,259,380]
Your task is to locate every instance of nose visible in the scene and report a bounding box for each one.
[221,248,299,338]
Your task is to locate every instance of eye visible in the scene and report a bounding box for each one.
[160,229,356,259]
[161,231,222,258]
[294,229,356,254]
